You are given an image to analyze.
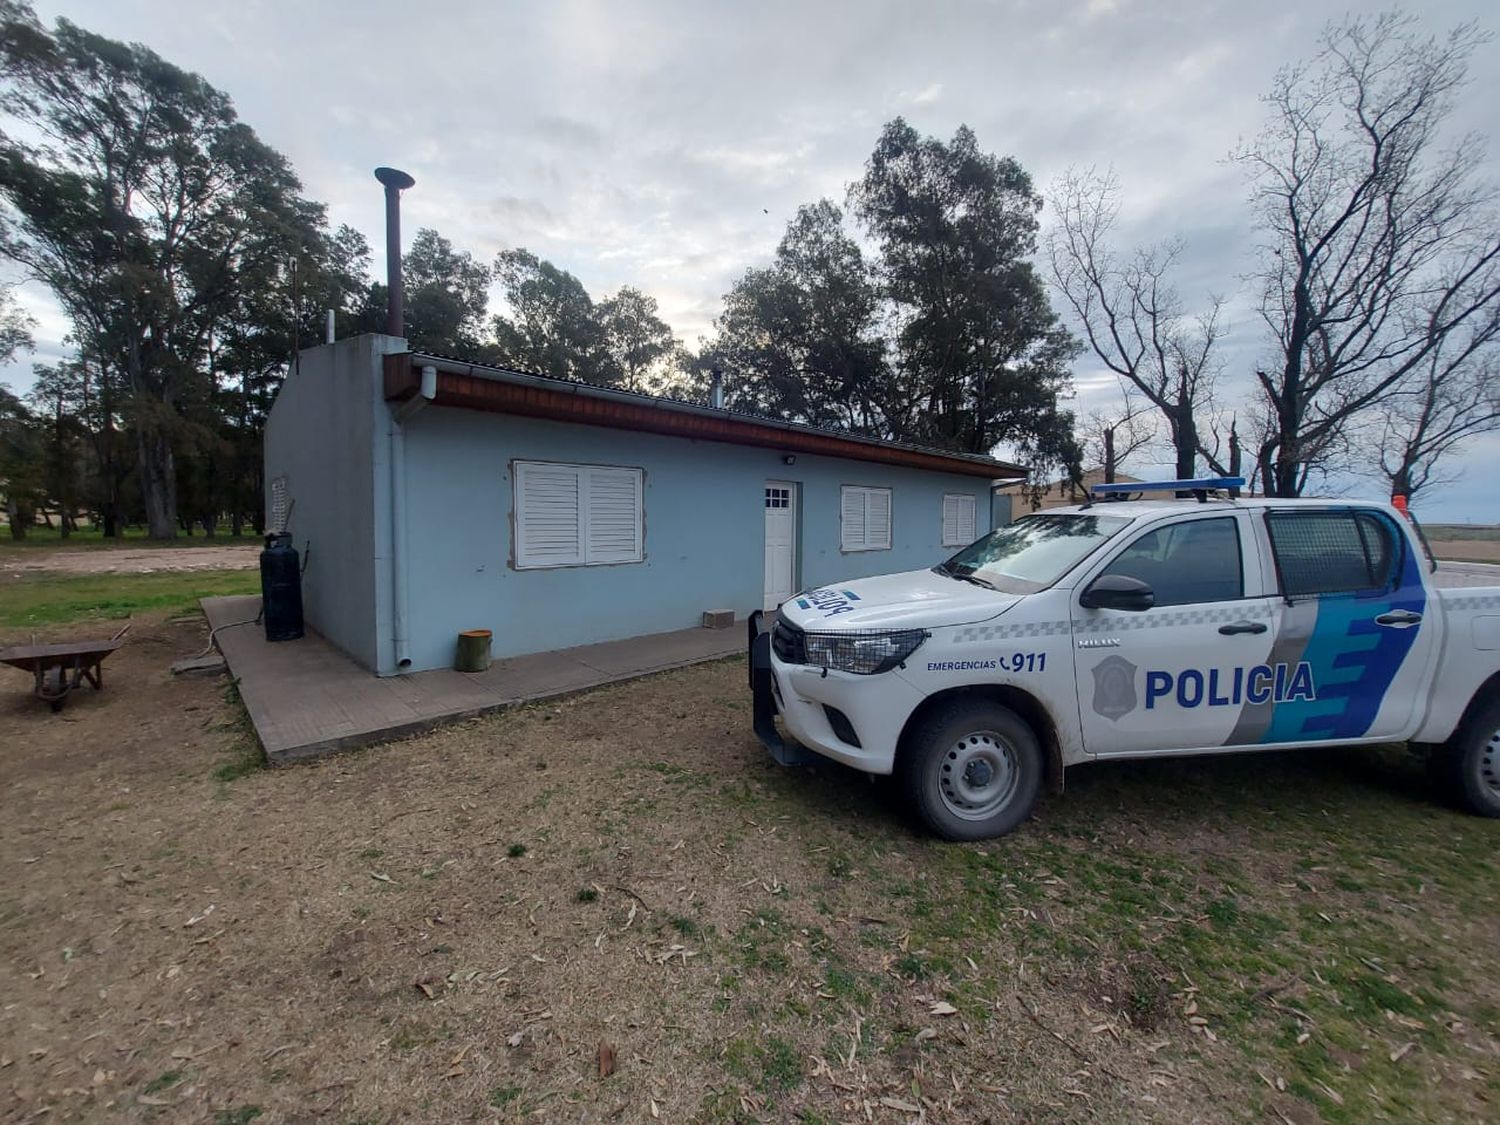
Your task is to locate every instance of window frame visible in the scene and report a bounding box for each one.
[840,485,893,553]
[512,459,645,571]
[1094,514,1248,607]
[1263,509,1403,600]
[941,492,978,548]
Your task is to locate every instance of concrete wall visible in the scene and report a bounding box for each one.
[263,335,405,671]
[397,407,996,667]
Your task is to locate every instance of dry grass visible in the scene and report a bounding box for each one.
[2,614,1498,1123]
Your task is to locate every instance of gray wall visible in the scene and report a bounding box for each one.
[398,406,996,667]
[263,334,404,670]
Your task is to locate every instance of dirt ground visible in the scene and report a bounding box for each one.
[0,546,259,577]
[2,614,1498,1123]
[1428,539,1500,564]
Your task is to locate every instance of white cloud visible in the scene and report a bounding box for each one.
[3,0,1496,520]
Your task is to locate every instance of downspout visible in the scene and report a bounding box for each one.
[390,363,436,671]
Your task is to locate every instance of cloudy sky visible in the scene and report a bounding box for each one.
[6,0,1499,521]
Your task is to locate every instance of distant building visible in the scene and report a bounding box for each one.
[996,468,1143,513]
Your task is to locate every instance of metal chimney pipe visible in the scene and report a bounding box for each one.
[374,166,416,337]
[710,367,724,409]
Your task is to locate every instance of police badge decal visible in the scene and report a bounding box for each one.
[1092,655,1138,721]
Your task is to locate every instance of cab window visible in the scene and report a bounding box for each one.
[1097,517,1243,607]
[1266,511,1400,596]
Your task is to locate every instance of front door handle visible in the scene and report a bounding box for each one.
[1218,621,1268,636]
[1375,609,1423,628]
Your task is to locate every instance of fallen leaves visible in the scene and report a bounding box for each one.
[443,1044,470,1078]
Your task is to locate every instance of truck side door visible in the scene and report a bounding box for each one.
[1073,510,1281,756]
[1248,508,1440,744]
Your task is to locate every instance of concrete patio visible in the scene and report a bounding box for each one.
[203,595,742,764]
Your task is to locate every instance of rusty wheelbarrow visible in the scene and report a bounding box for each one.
[0,625,129,712]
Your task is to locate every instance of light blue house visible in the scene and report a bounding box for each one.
[263,334,1022,675]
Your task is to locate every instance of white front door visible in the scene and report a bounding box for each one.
[763,481,797,610]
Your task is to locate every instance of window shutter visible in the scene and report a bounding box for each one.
[867,488,891,549]
[943,494,975,546]
[514,461,644,569]
[585,467,643,564]
[841,486,891,551]
[841,487,866,551]
[515,463,583,568]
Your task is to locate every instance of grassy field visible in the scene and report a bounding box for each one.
[0,568,259,627]
[1425,525,1500,541]
[0,579,1496,1122]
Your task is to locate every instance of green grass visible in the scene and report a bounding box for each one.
[889,747,1500,1123]
[1424,524,1500,541]
[143,1069,184,1094]
[0,569,259,628]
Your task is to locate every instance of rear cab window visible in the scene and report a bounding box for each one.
[1265,510,1401,597]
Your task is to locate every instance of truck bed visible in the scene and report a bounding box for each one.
[1430,560,1500,590]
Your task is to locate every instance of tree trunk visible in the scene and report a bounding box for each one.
[5,496,24,540]
[137,427,178,540]
[1103,426,1117,483]
[1174,400,1197,479]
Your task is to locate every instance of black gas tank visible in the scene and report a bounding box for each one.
[260,532,304,642]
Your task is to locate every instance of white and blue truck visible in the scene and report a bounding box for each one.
[747,478,1500,840]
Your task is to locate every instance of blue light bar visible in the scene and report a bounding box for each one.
[1089,476,1246,497]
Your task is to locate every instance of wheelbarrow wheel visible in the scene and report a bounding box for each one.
[42,666,67,712]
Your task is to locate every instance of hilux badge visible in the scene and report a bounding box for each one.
[1092,655,1138,721]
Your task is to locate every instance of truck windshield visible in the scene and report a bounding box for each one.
[937,514,1131,593]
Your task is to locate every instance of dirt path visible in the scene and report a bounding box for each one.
[1430,539,1500,563]
[0,545,258,576]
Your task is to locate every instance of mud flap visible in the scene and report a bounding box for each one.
[748,611,816,767]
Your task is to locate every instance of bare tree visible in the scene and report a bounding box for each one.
[1048,168,1230,480]
[1371,349,1500,501]
[1239,13,1500,497]
[1080,382,1159,483]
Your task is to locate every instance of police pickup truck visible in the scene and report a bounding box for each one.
[747,478,1500,840]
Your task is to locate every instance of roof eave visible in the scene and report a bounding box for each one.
[385,352,1028,482]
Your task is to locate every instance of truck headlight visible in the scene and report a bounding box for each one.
[803,630,928,675]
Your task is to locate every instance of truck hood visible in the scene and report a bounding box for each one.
[778,570,1019,631]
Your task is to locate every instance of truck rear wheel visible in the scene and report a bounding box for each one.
[900,699,1042,840]
[1436,695,1500,818]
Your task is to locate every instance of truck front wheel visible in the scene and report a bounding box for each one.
[1435,695,1500,818]
[900,699,1043,840]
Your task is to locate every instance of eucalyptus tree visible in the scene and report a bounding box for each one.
[0,1,325,537]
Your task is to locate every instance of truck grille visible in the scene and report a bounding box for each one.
[771,618,806,664]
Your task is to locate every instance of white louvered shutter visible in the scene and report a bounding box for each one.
[841,486,891,551]
[943,494,976,546]
[841,486,866,551]
[867,488,891,549]
[585,467,643,564]
[515,462,583,568]
[514,461,644,569]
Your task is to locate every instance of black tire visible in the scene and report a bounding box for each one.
[42,667,66,713]
[899,699,1043,841]
[1436,695,1500,818]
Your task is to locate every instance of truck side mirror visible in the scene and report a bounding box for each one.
[1080,573,1155,612]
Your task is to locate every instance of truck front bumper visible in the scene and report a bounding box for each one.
[746,610,913,774]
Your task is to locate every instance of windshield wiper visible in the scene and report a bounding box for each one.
[953,571,999,591]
